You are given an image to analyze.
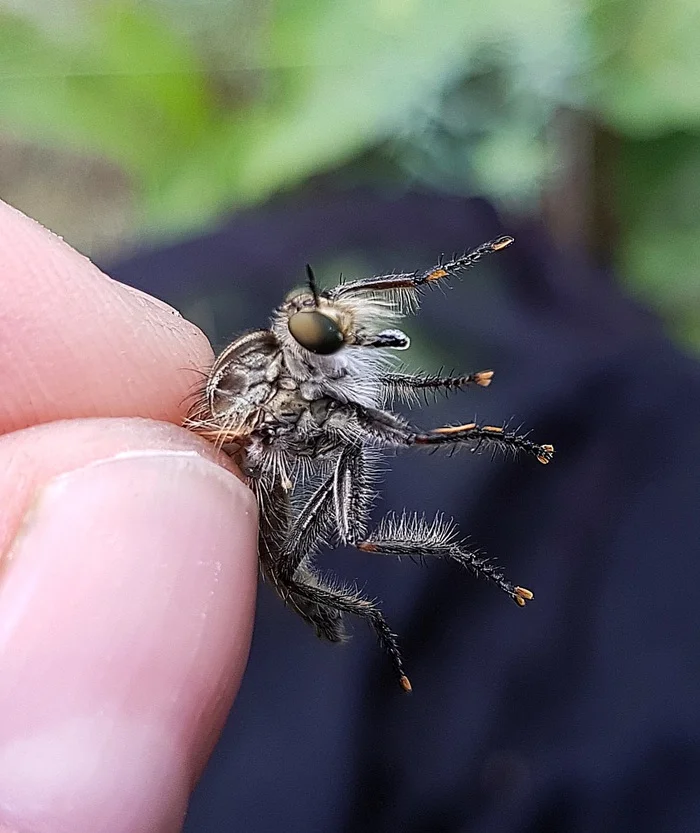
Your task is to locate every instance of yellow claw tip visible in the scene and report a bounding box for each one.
[492,235,514,251]
[514,586,534,601]
[474,370,494,387]
[537,444,555,465]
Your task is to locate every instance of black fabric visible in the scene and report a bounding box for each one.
[108,191,700,833]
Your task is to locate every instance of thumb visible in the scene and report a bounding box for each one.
[0,420,258,833]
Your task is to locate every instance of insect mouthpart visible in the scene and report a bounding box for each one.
[288,309,345,355]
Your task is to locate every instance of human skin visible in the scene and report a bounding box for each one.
[0,201,259,833]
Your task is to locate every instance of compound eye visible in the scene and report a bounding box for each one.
[288,310,345,355]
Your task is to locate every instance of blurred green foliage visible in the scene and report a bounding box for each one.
[590,0,700,347]
[0,0,698,346]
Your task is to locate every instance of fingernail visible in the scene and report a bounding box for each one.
[0,452,258,833]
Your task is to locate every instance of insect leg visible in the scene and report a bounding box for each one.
[265,447,409,688]
[277,475,336,581]
[256,470,345,643]
[329,236,513,297]
[268,446,370,569]
[331,450,531,607]
[289,564,349,643]
[381,369,494,404]
[412,422,554,464]
[273,446,374,642]
[344,405,554,465]
[356,512,533,607]
[282,575,411,692]
[332,444,374,544]
[273,444,372,575]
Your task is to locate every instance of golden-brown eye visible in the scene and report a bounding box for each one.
[288,310,344,355]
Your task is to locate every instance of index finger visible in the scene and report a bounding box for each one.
[0,201,213,434]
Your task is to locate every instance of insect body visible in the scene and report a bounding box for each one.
[187,236,553,692]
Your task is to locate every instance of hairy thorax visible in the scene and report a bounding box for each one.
[205,330,388,447]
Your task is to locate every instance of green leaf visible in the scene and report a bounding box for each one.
[591,0,700,134]
[0,6,216,178]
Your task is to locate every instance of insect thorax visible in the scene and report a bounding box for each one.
[203,328,392,460]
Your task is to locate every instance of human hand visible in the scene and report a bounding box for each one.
[0,202,259,832]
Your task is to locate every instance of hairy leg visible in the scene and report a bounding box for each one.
[341,403,554,465]
[329,236,514,298]
[382,369,493,405]
[329,445,534,606]
[255,449,409,685]
[357,512,533,606]
[255,469,346,643]
[282,574,411,691]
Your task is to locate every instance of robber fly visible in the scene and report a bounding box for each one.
[186,236,553,692]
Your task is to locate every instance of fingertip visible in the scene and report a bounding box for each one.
[0,447,258,833]
[0,199,214,432]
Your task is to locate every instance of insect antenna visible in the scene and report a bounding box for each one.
[306,263,320,307]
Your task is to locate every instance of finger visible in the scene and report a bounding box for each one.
[0,200,213,434]
[0,419,258,833]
